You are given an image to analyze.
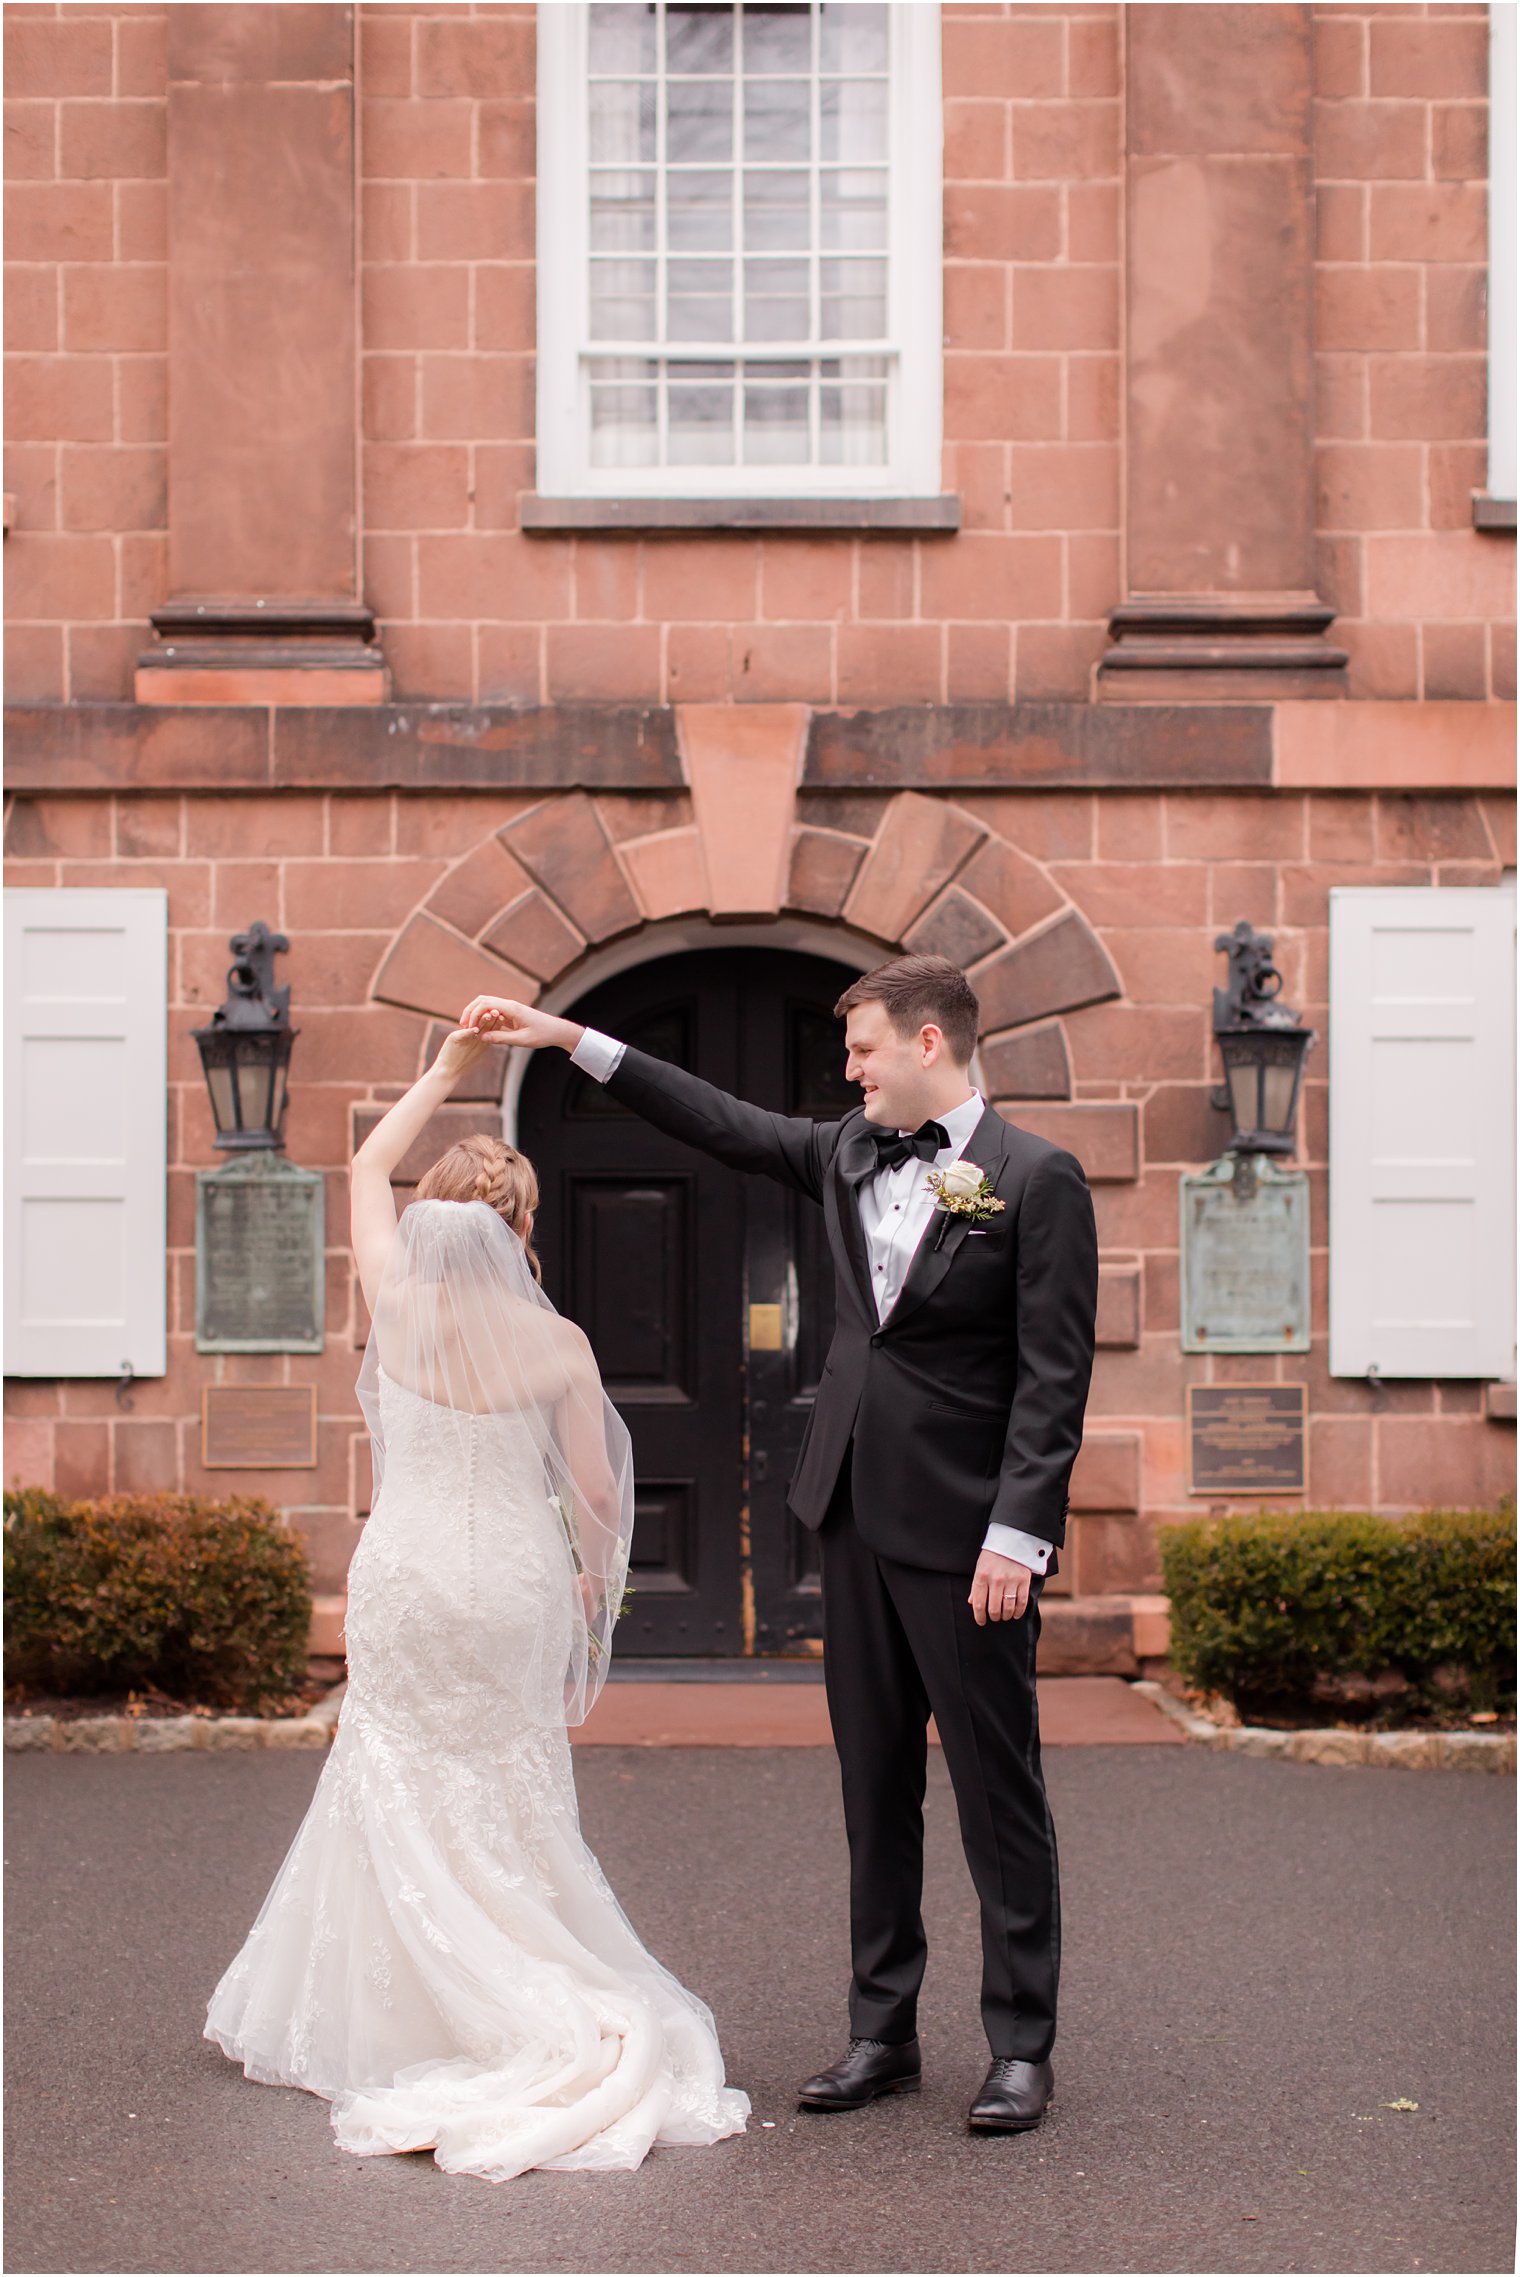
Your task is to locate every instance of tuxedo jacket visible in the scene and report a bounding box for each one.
[604,1046,1099,1577]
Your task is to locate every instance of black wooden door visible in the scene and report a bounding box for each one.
[518,948,857,1657]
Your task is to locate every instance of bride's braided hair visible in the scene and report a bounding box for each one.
[415,1132,542,1283]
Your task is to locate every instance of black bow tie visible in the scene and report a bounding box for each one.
[871,1120,949,1173]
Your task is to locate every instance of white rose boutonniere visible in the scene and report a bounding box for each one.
[926,1158,1005,1236]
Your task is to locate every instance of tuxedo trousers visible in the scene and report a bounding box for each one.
[818,1465,1060,2062]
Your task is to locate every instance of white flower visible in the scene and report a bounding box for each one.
[937,1159,986,1200]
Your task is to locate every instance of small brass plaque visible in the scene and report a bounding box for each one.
[748,1303,783,1351]
[202,1385,318,1470]
[1187,1383,1306,1496]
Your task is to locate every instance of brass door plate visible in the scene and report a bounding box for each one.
[747,1303,783,1350]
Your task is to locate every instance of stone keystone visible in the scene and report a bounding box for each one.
[678,704,809,919]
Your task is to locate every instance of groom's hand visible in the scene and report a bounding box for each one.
[969,1549,1034,1625]
[460,996,584,1054]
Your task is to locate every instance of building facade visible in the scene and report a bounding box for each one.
[5,0,1516,1670]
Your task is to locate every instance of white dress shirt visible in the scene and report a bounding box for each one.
[568,1027,1050,1574]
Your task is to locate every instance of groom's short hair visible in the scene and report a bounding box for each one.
[834,954,980,1067]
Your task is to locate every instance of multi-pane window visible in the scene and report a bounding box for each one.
[538,1,942,498]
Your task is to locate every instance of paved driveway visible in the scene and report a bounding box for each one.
[5,1746,1513,2275]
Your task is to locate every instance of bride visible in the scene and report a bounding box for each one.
[204,1025,750,2181]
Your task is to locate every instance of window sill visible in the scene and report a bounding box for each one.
[1472,494,1516,532]
[520,494,962,535]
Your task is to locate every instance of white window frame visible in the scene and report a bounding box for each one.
[536,0,943,499]
[4,888,169,1379]
[1489,2,1517,505]
[1328,883,1516,1382]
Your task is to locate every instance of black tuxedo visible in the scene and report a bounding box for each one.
[602,1043,1099,2059]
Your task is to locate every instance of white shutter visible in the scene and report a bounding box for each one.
[4,889,168,1377]
[1329,884,1517,1379]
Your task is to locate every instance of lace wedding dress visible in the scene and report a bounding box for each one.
[205,1202,749,2182]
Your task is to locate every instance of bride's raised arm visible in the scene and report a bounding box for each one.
[350,1026,498,1312]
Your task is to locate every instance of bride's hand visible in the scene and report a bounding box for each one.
[430,1025,495,1089]
[460,997,584,1054]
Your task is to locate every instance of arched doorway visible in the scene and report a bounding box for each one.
[518,946,859,1659]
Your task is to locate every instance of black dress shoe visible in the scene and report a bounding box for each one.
[968,2056,1053,2133]
[798,2036,922,2111]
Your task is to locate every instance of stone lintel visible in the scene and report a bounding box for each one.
[679,704,809,918]
[805,703,1275,788]
[7,702,1508,797]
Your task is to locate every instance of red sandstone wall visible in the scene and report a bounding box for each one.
[4,2,169,703]
[354,1,1124,705]
[1313,2,1514,699]
[5,781,1514,1597]
[6,3,1512,707]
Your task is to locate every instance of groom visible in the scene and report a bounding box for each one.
[463,955,1098,2134]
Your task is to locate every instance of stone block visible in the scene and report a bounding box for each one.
[904,887,1005,969]
[1369,1732,1437,1771]
[133,1717,199,1753]
[1440,1733,1511,1774]
[1096,1263,1142,1349]
[974,910,1122,1031]
[55,1715,130,1752]
[309,1594,347,1658]
[1287,1729,1372,1766]
[4,1717,56,1752]
[976,1021,1071,1101]
[263,1717,329,1750]
[1128,1594,1170,1659]
[1036,1601,1137,1677]
[202,1716,268,1751]
[503,792,641,943]
[480,889,585,984]
[350,1101,502,1186]
[997,1102,1139,1182]
[1226,1727,1294,1759]
[426,833,535,939]
[844,792,986,941]
[372,911,538,1024]
[955,833,1064,938]
[1069,1432,1141,1514]
[785,828,865,919]
[680,704,808,918]
[619,829,710,922]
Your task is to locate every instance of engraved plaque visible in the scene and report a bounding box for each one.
[748,1303,783,1351]
[197,1155,325,1354]
[202,1385,317,1469]
[1179,1158,1310,1354]
[1188,1383,1307,1495]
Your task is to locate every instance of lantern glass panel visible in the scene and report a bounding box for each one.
[1227,1057,1258,1137]
[205,1058,237,1137]
[1261,1059,1298,1134]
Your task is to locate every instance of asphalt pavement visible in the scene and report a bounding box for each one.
[5,1744,1514,2275]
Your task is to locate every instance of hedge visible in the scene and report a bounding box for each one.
[1159,1502,1517,1721]
[4,1489,312,1712]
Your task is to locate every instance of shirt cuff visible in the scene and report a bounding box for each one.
[569,1027,626,1084]
[982,1522,1051,1573]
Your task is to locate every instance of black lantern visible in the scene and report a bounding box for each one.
[1211,921,1315,1157]
[192,922,296,1151]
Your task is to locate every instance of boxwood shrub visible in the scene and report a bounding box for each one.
[4,1488,311,1712]
[1159,1502,1516,1722]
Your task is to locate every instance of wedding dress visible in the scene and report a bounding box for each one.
[205,1199,749,2182]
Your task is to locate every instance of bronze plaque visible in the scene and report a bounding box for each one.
[202,1385,318,1470]
[1179,1159,1310,1354]
[196,1155,325,1355]
[1187,1383,1307,1496]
